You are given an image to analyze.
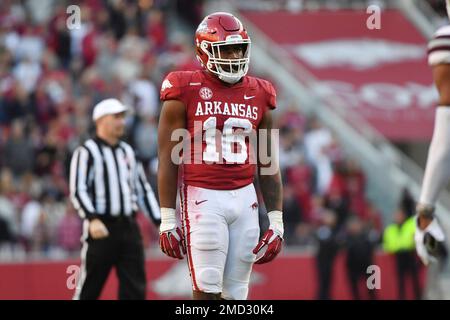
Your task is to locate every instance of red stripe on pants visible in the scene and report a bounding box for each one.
[182,184,199,291]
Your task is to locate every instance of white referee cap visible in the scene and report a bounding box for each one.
[92,98,129,121]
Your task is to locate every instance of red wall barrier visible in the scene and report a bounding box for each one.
[0,252,425,300]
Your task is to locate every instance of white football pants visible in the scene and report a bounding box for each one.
[179,183,260,300]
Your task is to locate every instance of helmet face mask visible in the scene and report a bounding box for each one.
[195,12,251,84]
[201,39,251,84]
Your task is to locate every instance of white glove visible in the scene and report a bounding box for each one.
[268,210,284,238]
[159,208,177,233]
[159,208,185,259]
[415,216,446,265]
[253,211,284,264]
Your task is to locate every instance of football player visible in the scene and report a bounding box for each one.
[414,6,450,265]
[157,12,283,300]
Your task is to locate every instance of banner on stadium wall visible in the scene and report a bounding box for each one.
[0,253,424,300]
[241,10,436,141]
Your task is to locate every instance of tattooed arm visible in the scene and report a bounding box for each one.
[257,109,283,212]
[157,99,186,260]
[253,109,284,264]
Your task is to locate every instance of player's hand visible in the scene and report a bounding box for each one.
[415,205,447,265]
[89,218,109,239]
[159,208,186,259]
[253,210,283,264]
[159,227,186,259]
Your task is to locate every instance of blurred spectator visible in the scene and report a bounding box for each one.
[345,159,367,218]
[107,0,128,40]
[13,56,42,94]
[286,158,314,223]
[0,217,13,245]
[345,216,377,300]
[0,183,17,246]
[282,185,302,245]
[4,119,34,178]
[57,205,81,256]
[146,9,167,52]
[13,25,44,64]
[365,200,384,234]
[323,181,350,230]
[124,69,159,119]
[40,190,66,244]
[315,210,342,300]
[304,117,334,194]
[132,116,159,167]
[31,207,52,254]
[34,134,57,176]
[176,0,204,28]
[0,169,19,254]
[0,181,18,244]
[0,167,31,212]
[20,189,66,256]
[279,125,305,171]
[310,195,327,225]
[113,26,149,83]
[400,188,415,218]
[382,189,421,300]
[20,193,43,252]
[48,7,72,69]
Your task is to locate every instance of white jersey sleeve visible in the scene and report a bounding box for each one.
[428,25,450,66]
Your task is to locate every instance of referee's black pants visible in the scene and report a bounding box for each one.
[75,215,147,300]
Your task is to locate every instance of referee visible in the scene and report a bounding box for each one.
[69,98,160,300]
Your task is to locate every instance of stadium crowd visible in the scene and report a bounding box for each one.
[0,0,199,258]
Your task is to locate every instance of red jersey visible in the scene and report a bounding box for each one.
[160,70,276,190]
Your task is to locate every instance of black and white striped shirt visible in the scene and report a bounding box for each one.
[69,136,160,224]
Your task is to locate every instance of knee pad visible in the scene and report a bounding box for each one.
[239,228,260,263]
[196,267,222,293]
